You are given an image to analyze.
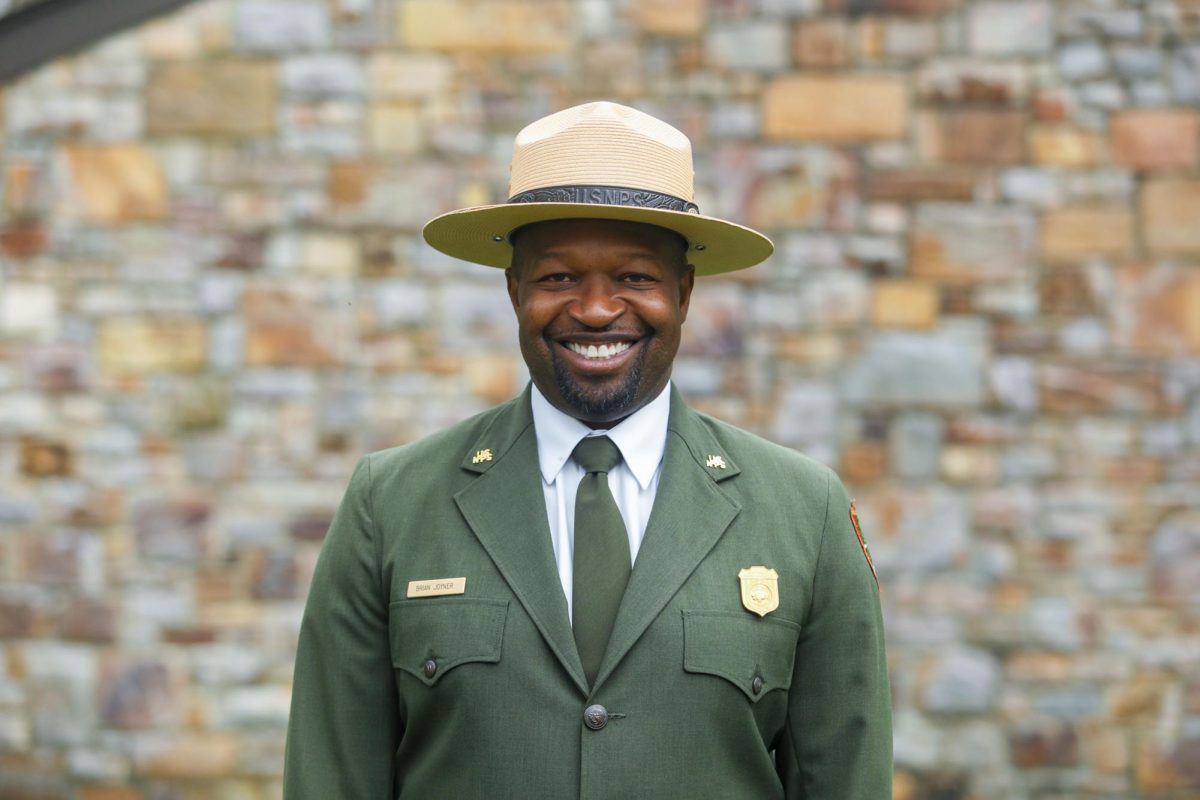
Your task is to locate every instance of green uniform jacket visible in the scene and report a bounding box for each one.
[284,386,891,799]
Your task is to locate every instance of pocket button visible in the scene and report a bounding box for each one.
[423,658,438,678]
[751,675,764,695]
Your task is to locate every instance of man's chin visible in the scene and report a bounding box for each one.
[553,373,642,425]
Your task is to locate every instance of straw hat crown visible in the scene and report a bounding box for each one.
[508,102,695,203]
[422,101,773,275]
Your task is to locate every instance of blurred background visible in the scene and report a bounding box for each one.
[1,0,1199,798]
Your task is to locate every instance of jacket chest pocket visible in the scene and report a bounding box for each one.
[389,597,509,687]
[682,610,801,702]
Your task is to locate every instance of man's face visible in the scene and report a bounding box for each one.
[506,219,695,428]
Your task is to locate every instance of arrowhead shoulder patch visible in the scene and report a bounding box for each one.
[849,500,878,589]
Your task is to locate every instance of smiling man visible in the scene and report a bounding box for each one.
[284,103,892,799]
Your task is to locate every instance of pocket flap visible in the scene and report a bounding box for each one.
[390,597,508,686]
[683,610,801,702]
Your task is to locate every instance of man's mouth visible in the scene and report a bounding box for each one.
[565,341,633,360]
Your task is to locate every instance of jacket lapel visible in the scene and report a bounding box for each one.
[593,388,742,690]
[453,390,588,694]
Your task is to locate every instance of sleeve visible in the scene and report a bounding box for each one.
[284,455,400,799]
[777,468,892,799]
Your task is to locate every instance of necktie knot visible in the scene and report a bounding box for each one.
[572,436,622,474]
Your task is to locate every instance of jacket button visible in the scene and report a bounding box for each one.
[751,676,764,695]
[583,704,608,730]
[422,658,438,678]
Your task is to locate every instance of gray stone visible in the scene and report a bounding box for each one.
[968,1,1053,56]
[373,280,431,327]
[1151,514,1200,604]
[281,54,366,97]
[892,709,942,768]
[1058,317,1108,355]
[1171,45,1200,105]
[1000,444,1057,481]
[1035,688,1104,720]
[890,412,944,480]
[868,486,970,574]
[924,647,1001,713]
[1058,41,1108,80]
[671,359,725,397]
[975,283,1039,319]
[1113,46,1164,79]
[999,167,1062,208]
[769,381,838,461]
[1079,81,1126,110]
[234,2,330,53]
[706,22,789,72]
[840,325,987,408]
[1028,597,1084,651]
[759,0,820,15]
[1132,81,1172,107]
[1060,5,1143,37]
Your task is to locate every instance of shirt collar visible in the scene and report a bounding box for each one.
[530,381,671,491]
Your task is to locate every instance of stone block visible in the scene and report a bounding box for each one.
[1152,514,1200,605]
[1057,41,1108,80]
[707,22,789,72]
[244,290,345,367]
[917,109,1026,164]
[60,597,116,643]
[840,441,887,483]
[132,494,212,562]
[368,53,453,99]
[1040,364,1163,414]
[968,1,1052,55]
[863,169,977,203]
[890,412,944,479]
[133,733,239,779]
[266,231,361,277]
[368,103,422,154]
[763,76,908,141]
[0,282,58,337]
[234,1,330,52]
[1039,207,1134,263]
[1112,110,1198,171]
[870,280,939,329]
[1142,180,1200,257]
[793,19,849,68]
[399,1,571,53]
[840,325,986,408]
[18,435,72,478]
[922,647,1001,712]
[1113,265,1200,355]
[99,658,177,729]
[1028,126,1108,167]
[910,204,1034,284]
[61,146,167,224]
[281,54,365,98]
[147,62,277,137]
[1010,722,1079,767]
[629,0,707,37]
[98,319,207,376]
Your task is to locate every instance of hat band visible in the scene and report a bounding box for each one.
[507,184,699,213]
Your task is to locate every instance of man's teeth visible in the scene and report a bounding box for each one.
[567,342,632,360]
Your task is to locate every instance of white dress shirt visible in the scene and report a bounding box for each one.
[530,382,670,621]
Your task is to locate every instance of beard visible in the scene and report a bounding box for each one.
[549,339,647,422]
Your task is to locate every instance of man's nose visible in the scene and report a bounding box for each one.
[568,276,624,328]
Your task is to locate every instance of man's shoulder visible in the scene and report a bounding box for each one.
[683,405,835,486]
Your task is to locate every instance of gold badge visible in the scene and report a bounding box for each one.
[705,454,727,469]
[471,448,493,464]
[738,566,779,617]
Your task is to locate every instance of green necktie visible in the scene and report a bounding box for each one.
[571,435,630,687]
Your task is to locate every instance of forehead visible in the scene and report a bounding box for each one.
[512,219,684,256]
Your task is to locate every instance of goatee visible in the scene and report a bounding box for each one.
[550,343,646,422]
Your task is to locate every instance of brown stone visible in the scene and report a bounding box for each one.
[793,19,849,68]
[1141,180,1200,256]
[79,787,144,800]
[863,169,977,203]
[1011,722,1079,767]
[398,1,571,53]
[368,103,422,154]
[764,76,908,141]
[1136,738,1200,794]
[909,206,1032,284]
[1040,364,1163,415]
[1039,207,1134,263]
[1028,126,1107,167]
[245,290,341,367]
[147,61,277,136]
[826,0,959,13]
[870,280,940,329]
[3,158,40,214]
[1040,268,1103,315]
[289,510,335,542]
[100,658,177,729]
[60,596,116,643]
[1,219,49,258]
[328,162,375,207]
[0,599,39,638]
[1113,265,1200,355]
[629,0,707,37]
[1112,110,1199,171]
[63,146,168,223]
[917,109,1026,164]
[99,319,207,376]
[840,442,887,483]
[134,733,239,778]
[18,435,72,478]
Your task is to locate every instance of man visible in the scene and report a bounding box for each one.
[284,102,891,798]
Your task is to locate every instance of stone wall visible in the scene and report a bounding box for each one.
[1,1,1198,798]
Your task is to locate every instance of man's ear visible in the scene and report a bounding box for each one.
[505,267,520,313]
[677,265,696,322]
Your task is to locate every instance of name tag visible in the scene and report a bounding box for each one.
[406,577,467,598]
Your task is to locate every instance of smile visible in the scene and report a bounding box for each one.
[565,341,633,360]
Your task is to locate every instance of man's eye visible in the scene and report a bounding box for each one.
[622,273,655,283]
[539,273,573,283]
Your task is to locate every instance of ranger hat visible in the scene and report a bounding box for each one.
[422,101,774,275]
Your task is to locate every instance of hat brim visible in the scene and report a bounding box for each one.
[422,202,773,276]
